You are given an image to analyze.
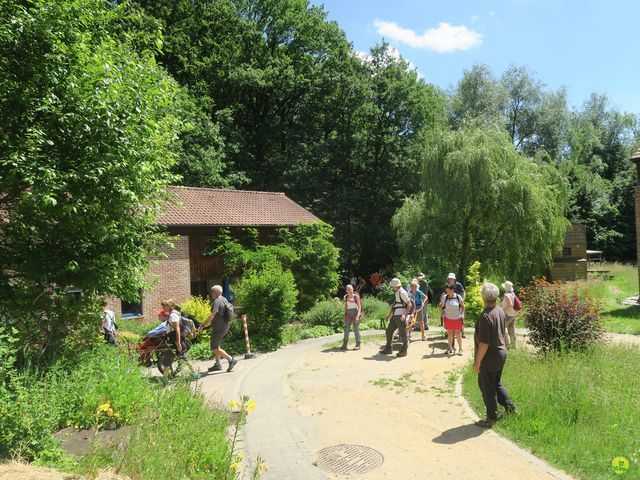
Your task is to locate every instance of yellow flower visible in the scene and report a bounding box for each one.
[229,400,238,409]
[231,463,239,470]
[106,408,113,416]
[98,402,110,412]
[247,400,256,412]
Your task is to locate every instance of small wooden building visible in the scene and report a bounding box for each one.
[551,221,588,281]
[107,186,319,318]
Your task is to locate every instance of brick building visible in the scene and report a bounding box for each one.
[631,147,640,302]
[550,221,588,281]
[106,186,319,318]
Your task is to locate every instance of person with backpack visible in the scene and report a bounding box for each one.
[162,299,197,375]
[439,284,465,355]
[341,284,362,350]
[417,273,433,331]
[380,278,413,357]
[442,273,467,338]
[100,299,120,346]
[501,281,520,348]
[198,285,237,373]
[409,279,428,341]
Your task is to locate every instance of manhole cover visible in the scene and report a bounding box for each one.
[315,444,384,475]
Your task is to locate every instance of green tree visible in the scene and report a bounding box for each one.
[0,0,180,361]
[393,127,569,283]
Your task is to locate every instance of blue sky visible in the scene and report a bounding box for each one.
[311,0,640,114]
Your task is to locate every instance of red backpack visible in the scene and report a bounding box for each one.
[513,294,522,312]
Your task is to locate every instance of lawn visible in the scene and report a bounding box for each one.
[462,345,640,480]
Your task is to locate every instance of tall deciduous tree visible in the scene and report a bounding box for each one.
[0,0,181,359]
[393,128,568,283]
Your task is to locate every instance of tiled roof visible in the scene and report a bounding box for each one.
[631,147,640,161]
[159,186,320,227]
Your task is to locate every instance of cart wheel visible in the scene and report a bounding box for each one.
[157,350,176,375]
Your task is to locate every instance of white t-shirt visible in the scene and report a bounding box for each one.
[503,292,516,316]
[442,295,463,319]
[345,293,359,310]
[101,310,116,333]
[392,288,411,315]
[166,310,181,334]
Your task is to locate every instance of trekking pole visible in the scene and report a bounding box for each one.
[241,314,254,359]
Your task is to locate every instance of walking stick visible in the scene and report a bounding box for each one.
[241,314,254,359]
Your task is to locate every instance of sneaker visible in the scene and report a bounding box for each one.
[353,345,361,350]
[458,349,464,356]
[446,348,453,355]
[396,350,407,357]
[340,344,348,350]
[208,363,222,372]
[227,357,238,372]
[379,346,393,355]
[461,330,467,338]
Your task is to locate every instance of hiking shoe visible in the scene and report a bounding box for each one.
[353,344,361,350]
[475,418,495,428]
[396,349,407,357]
[446,348,453,355]
[227,357,238,372]
[208,363,222,372]
[340,344,348,350]
[379,346,393,355]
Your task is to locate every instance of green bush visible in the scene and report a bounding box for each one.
[360,297,389,325]
[463,261,486,324]
[188,341,213,360]
[180,296,212,324]
[282,323,335,344]
[522,279,603,354]
[301,299,343,332]
[236,262,297,349]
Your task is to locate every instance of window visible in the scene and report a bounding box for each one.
[121,291,142,317]
[562,247,571,256]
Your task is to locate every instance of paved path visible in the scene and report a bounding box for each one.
[194,330,585,479]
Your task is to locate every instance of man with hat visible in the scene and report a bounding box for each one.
[443,273,466,337]
[380,278,413,357]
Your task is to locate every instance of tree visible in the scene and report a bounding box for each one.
[500,65,544,149]
[393,127,569,283]
[0,0,181,361]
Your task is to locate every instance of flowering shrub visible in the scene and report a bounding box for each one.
[180,295,212,324]
[521,278,603,354]
[463,261,486,324]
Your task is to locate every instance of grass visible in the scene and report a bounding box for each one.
[462,345,640,480]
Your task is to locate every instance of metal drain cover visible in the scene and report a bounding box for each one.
[315,444,384,475]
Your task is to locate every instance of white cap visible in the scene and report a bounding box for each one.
[389,278,402,288]
[502,281,514,292]
[447,272,456,279]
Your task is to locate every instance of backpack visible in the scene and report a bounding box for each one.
[394,288,414,314]
[223,301,235,322]
[420,280,435,304]
[443,294,463,313]
[513,294,522,312]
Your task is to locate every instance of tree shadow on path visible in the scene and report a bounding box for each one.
[432,424,485,444]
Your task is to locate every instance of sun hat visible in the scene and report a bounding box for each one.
[502,281,514,292]
[447,272,456,279]
[389,278,402,288]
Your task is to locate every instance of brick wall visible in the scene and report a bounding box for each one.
[105,235,190,319]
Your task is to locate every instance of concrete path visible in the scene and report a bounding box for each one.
[195,330,581,479]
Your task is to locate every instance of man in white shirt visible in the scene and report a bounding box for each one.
[100,299,119,346]
[380,278,413,357]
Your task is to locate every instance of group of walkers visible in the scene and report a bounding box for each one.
[100,285,238,376]
[341,271,520,428]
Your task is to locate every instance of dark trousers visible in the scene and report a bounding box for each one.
[385,315,407,351]
[477,367,515,420]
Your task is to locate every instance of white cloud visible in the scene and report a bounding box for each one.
[373,20,482,53]
[356,46,424,79]
[489,10,496,17]
[471,15,480,22]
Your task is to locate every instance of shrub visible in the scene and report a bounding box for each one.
[301,299,343,331]
[360,297,389,325]
[180,296,212,324]
[236,262,297,349]
[464,261,486,324]
[522,279,603,354]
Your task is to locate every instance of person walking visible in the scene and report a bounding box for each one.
[417,273,433,331]
[501,281,518,348]
[442,273,466,338]
[439,284,464,355]
[100,299,120,346]
[409,279,428,341]
[341,284,362,350]
[380,278,413,357]
[162,299,197,375]
[473,282,517,428]
[198,285,237,373]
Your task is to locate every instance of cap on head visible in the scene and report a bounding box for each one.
[389,278,402,288]
[447,272,456,280]
[502,281,514,292]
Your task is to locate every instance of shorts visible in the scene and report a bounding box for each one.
[415,308,427,325]
[444,317,463,331]
[210,327,229,349]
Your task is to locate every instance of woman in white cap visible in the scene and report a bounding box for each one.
[501,281,517,348]
[442,273,466,338]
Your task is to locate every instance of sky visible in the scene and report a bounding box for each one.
[310,0,640,114]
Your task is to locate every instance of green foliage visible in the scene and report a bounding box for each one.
[281,324,335,344]
[301,299,344,332]
[522,279,603,354]
[360,297,390,325]
[462,345,640,480]
[463,261,486,322]
[180,296,212,324]
[213,223,339,310]
[236,262,297,349]
[393,127,569,284]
